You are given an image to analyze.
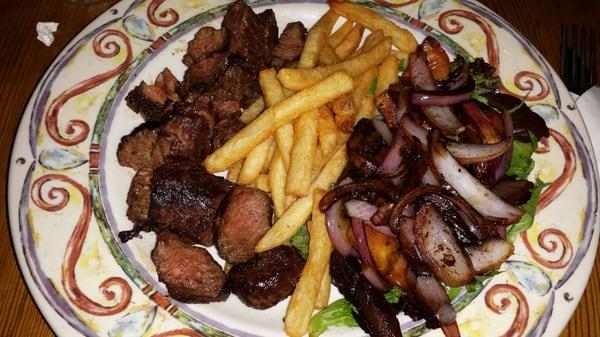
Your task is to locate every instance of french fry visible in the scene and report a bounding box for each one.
[375,55,399,96]
[277,38,391,91]
[328,92,356,117]
[317,106,338,158]
[262,139,277,173]
[391,49,409,64]
[284,189,332,337]
[237,137,273,185]
[285,195,298,210]
[298,10,339,69]
[314,264,331,309]
[318,44,341,66]
[204,72,353,173]
[329,1,417,53]
[328,19,354,47]
[355,94,376,122]
[255,196,313,252]
[240,96,265,124]
[269,153,287,218]
[334,24,364,59]
[256,145,347,252]
[287,109,319,197]
[276,124,294,168]
[255,174,271,193]
[352,66,379,108]
[361,29,385,52]
[226,160,243,183]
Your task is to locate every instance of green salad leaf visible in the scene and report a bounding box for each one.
[290,222,310,260]
[398,58,406,72]
[384,287,405,304]
[308,299,358,337]
[506,131,538,180]
[368,76,378,95]
[443,269,502,299]
[506,179,549,242]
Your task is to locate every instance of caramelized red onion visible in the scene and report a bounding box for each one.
[414,275,457,326]
[422,105,465,135]
[352,218,390,290]
[493,104,515,181]
[414,203,475,287]
[319,179,400,212]
[399,114,428,148]
[377,130,406,176]
[430,132,524,223]
[446,138,512,164]
[411,91,473,107]
[362,265,390,291]
[372,119,393,145]
[466,239,514,275]
[345,199,378,222]
[409,51,436,90]
[326,201,355,256]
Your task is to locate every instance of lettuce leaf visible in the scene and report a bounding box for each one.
[506,131,538,180]
[384,287,405,304]
[290,222,309,260]
[506,178,549,242]
[308,299,358,337]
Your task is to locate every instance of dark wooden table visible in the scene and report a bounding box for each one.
[0,1,598,336]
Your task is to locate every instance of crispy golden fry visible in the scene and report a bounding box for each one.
[255,196,313,253]
[375,55,400,96]
[328,92,356,117]
[361,29,385,52]
[240,96,265,124]
[256,145,347,252]
[237,137,273,185]
[284,189,332,337]
[204,72,353,173]
[314,264,331,309]
[313,147,325,174]
[269,153,287,218]
[328,20,354,47]
[226,160,243,183]
[263,139,277,173]
[287,109,319,197]
[334,24,364,59]
[298,10,339,69]
[318,44,341,66]
[317,106,338,158]
[275,123,294,168]
[329,1,417,53]
[391,49,409,64]
[255,174,271,193]
[352,66,379,108]
[277,38,391,91]
[285,195,298,210]
[355,94,376,122]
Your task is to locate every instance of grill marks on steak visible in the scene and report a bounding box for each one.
[217,187,273,264]
[271,22,307,69]
[148,161,234,246]
[152,230,229,303]
[229,246,304,309]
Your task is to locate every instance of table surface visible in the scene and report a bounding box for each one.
[0,0,598,336]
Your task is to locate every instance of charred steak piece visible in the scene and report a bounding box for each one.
[148,161,234,246]
[229,246,304,309]
[183,27,228,66]
[271,22,307,69]
[179,53,228,94]
[217,187,272,264]
[212,118,245,151]
[151,114,213,163]
[117,124,159,170]
[154,68,180,102]
[125,68,179,123]
[152,230,228,303]
[126,168,153,226]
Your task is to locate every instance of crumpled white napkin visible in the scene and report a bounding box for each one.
[576,85,600,162]
[36,22,59,46]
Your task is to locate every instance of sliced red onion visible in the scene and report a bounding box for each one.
[446,138,512,164]
[389,185,442,227]
[371,203,394,226]
[352,218,376,268]
[414,275,457,324]
[326,201,355,257]
[440,322,461,337]
[345,200,378,222]
[445,56,470,91]
[339,177,354,186]
[465,239,514,275]
[430,132,524,223]
[411,91,472,107]
[367,223,396,238]
[493,105,515,181]
[399,115,428,148]
[422,105,465,135]
[362,265,389,291]
[377,130,405,176]
[395,217,420,261]
[421,167,439,186]
[409,52,436,90]
[462,101,501,143]
[414,203,475,287]
[372,119,393,145]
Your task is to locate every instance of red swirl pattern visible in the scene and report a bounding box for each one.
[373,0,417,8]
[484,284,529,337]
[520,229,573,269]
[147,0,180,27]
[31,174,132,315]
[44,29,132,146]
[537,129,577,211]
[152,329,205,337]
[534,136,551,154]
[438,10,549,101]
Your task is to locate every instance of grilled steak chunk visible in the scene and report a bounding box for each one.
[117,125,159,170]
[179,53,228,94]
[183,27,228,66]
[151,114,213,163]
[125,68,179,122]
[148,161,234,246]
[152,230,228,303]
[229,246,304,309]
[212,118,245,150]
[217,187,272,264]
[154,68,180,102]
[272,22,307,69]
[126,168,153,226]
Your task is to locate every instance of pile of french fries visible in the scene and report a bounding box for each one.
[203,2,417,336]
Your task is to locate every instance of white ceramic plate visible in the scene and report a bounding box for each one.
[8,0,599,336]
